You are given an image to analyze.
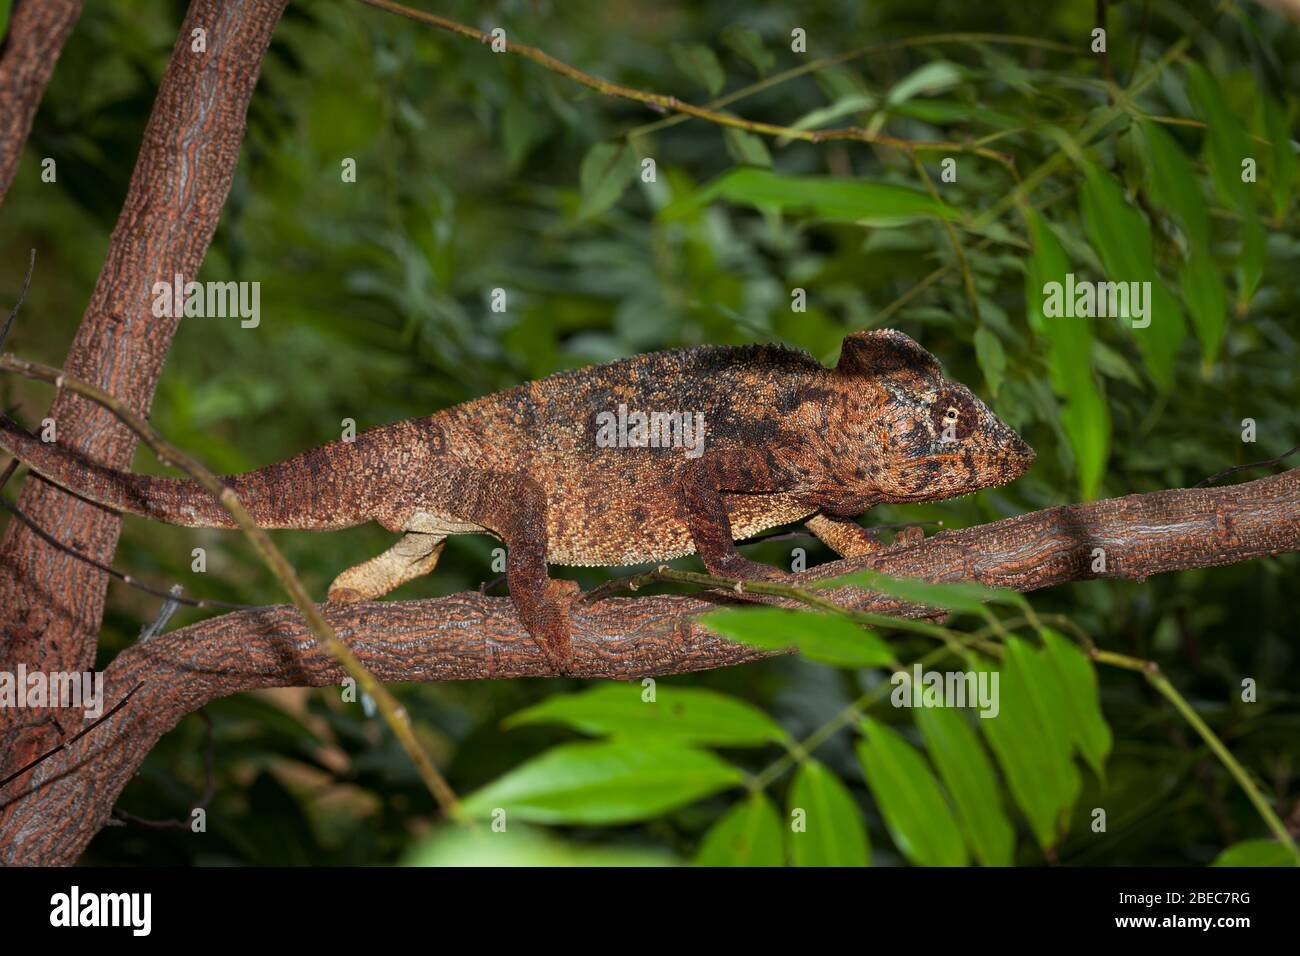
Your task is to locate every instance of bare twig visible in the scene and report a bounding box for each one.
[0,249,35,355]
[0,488,259,611]
[111,711,215,830]
[1195,444,1300,488]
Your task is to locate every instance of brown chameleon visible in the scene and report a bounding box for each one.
[0,329,1034,669]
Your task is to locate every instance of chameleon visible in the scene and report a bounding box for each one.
[0,329,1033,670]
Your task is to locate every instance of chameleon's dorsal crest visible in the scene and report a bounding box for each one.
[836,329,942,379]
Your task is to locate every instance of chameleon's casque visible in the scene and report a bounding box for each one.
[0,329,1034,668]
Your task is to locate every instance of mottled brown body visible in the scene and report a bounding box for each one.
[0,330,1034,669]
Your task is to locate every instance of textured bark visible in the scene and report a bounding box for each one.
[1,467,1295,864]
[0,0,288,832]
[0,0,84,206]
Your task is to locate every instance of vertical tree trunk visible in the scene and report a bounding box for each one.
[0,0,289,857]
[0,0,84,205]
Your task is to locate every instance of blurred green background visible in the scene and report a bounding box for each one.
[0,0,1296,865]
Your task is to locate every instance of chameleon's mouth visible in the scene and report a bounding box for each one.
[884,442,1036,502]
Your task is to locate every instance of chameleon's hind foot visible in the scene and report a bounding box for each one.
[519,579,581,673]
[327,532,446,603]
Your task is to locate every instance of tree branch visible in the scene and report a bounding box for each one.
[2,466,1296,863]
[0,0,84,205]
[0,0,289,830]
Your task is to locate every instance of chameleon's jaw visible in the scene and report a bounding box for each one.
[878,440,1036,503]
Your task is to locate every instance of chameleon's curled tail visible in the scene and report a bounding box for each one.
[0,412,405,531]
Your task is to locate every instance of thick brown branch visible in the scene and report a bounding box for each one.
[0,0,288,842]
[0,0,84,205]
[2,467,1296,864]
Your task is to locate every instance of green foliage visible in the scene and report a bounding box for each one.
[458,740,744,825]
[699,607,895,668]
[787,760,871,866]
[914,707,1014,866]
[578,142,640,220]
[857,718,969,866]
[504,683,789,747]
[1211,840,1299,868]
[405,825,677,867]
[694,792,784,866]
[664,168,958,224]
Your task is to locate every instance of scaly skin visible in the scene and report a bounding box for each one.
[0,330,1034,670]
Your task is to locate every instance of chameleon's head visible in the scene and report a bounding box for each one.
[836,329,1035,502]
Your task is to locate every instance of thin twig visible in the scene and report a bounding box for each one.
[0,682,144,790]
[0,488,260,611]
[0,352,461,818]
[1195,444,1300,488]
[0,249,35,355]
[112,711,215,830]
[1095,648,1297,859]
[139,584,185,641]
[354,0,1013,168]
[626,33,1081,142]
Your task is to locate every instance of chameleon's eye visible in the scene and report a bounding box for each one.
[930,393,975,441]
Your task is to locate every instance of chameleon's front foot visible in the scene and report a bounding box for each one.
[518,579,582,674]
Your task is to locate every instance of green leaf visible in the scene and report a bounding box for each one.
[1140,120,1210,250]
[1024,207,1069,335]
[1039,628,1112,782]
[694,792,784,866]
[891,99,1021,129]
[973,326,1007,397]
[1263,96,1297,219]
[671,42,725,96]
[786,94,877,135]
[723,127,772,168]
[1185,62,1255,215]
[1181,247,1227,365]
[503,683,788,747]
[721,25,775,76]
[577,141,639,220]
[787,759,871,866]
[977,644,1081,849]
[1143,281,1188,393]
[502,95,543,172]
[915,707,1015,866]
[662,168,958,225]
[1030,222,1114,496]
[459,740,744,825]
[0,1,11,41]
[1078,163,1186,390]
[884,61,964,106]
[405,825,677,867]
[857,718,968,866]
[1236,213,1266,312]
[699,607,895,668]
[1079,162,1155,277]
[1211,839,1299,867]
[814,568,1026,616]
